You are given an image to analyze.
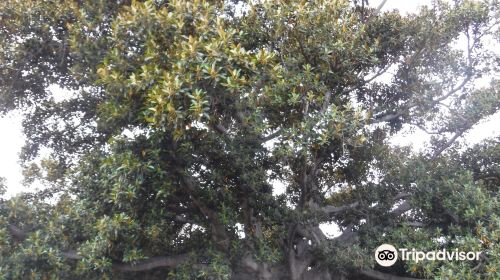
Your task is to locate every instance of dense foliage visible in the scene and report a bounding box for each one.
[0,0,499,279]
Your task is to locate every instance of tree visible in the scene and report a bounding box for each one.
[0,0,499,279]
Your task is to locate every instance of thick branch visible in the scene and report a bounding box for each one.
[372,111,404,123]
[5,224,197,272]
[333,193,412,243]
[394,192,411,200]
[374,0,388,14]
[61,250,83,260]
[392,200,412,216]
[63,249,196,272]
[261,128,283,142]
[179,173,230,250]
[360,268,427,280]
[180,174,219,224]
[174,214,195,224]
[321,202,359,215]
[112,254,191,272]
[66,250,198,272]
[212,123,228,135]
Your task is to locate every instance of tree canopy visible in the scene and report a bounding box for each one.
[0,0,499,279]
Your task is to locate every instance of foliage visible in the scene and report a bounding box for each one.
[0,0,499,279]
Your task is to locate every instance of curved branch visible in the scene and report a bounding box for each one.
[112,254,192,272]
[179,173,230,251]
[334,224,358,243]
[360,268,427,280]
[5,224,196,272]
[392,200,412,216]
[321,202,359,215]
[65,251,195,272]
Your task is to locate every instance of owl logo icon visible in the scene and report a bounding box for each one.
[375,244,398,267]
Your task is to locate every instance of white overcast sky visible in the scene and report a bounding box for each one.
[0,0,498,197]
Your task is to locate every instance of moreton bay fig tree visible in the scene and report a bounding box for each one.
[0,0,499,279]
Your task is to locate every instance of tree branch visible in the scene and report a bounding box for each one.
[374,0,388,14]
[211,123,228,135]
[431,128,467,160]
[360,268,427,280]
[332,193,412,242]
[321,202,359,215]
[404,221,425,227]
[321,91,332,114]
[64,250,200,272]
[334,224,358,243]
[112,254,192,272]
[372,72,473,125]
[61,250,83,260]
[180,174,217,222]
[63,249,197,272]
[179,173,230,251]
[372,111,404,123]
[261,128,283,142]
[5,224,200,272]
[394,192,411,200]
[392,200,412,216]
[431,75,472,104]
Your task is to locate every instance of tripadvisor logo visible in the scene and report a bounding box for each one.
[375,244,398,267]
[374,244,481,267]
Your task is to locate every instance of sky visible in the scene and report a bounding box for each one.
[0,111,25,196]
[0,0,498,199]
